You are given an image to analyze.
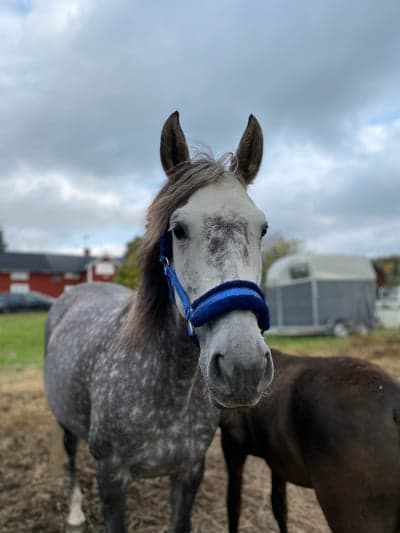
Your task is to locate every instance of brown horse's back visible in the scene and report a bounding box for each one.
[290,354,400,532]
[220,349,400,533]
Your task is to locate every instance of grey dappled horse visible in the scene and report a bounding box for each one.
[44,112,273,532]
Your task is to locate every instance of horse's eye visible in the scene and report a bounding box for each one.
[261,223,269,238]
[172,222,187,240]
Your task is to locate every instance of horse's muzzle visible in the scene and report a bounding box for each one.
[207,343,274,408]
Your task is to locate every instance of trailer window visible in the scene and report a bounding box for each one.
[290,264,309,279]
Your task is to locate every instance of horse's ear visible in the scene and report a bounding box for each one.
[160,111,190,176]
[233,115,263,185]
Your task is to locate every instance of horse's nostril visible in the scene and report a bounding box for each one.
[209,352,231,394]
[210,352,224,380]
[209,345,273,403]
[263,348,274,386]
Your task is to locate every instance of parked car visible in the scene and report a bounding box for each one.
[0,292,53,313]
[377,286,400,310]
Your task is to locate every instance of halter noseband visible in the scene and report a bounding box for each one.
[159,231,270,343]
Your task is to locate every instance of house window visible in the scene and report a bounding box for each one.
[10,283,30,293]
[10,271,29,281]
[95,262,115,276]
[64,272,80,280]
[64,285,74,292]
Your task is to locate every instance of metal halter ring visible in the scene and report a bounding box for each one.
[187,319,195,337]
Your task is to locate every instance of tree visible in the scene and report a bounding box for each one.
[115,236,143,289]
[0,229,6,252]
[262,233,302,285]
[373,256,400,287]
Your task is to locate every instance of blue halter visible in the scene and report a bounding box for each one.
[159,232,270,342]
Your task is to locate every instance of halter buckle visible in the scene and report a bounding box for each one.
[187,320,195,337]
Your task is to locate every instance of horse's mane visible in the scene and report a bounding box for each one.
[126,154,245,348]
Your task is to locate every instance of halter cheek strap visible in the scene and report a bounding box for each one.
[159,232,270,342]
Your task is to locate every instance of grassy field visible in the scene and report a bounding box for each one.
[1,311,399,371]
[0,312,48,370]
[268,327,400,353]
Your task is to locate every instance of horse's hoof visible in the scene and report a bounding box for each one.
[66,509,85,532]
[66,484,85,531]
[65,524,85,533]
[66,511,85,532]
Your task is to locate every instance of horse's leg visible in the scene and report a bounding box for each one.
[221,430,246,533]
[61,424,86,531]
[270,469,288,533]
[169,458,205,533]
[96,458,128,533]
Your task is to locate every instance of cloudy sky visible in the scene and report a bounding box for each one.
[1,0,400,258]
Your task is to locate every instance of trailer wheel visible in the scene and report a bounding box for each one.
[354,322,369,336]
[333,321,349,337]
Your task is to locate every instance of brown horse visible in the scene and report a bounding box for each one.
[220,348,400,533]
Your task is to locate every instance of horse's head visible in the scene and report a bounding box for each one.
[158,112,273,408]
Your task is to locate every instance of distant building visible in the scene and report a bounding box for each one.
[265,253,377,336]
[0,250,121,298]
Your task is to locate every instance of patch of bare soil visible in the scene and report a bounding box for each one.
[0,336,399,532]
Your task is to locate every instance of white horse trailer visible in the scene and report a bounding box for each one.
[265,254,376,336]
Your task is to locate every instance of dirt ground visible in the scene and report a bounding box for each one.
[1,337,399,533]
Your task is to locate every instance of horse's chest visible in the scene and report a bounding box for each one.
[92,363,218,477]
[128,414,215,477]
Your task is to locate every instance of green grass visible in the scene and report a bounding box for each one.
[267,334,348,354]
[267,326,400,355]
[0,311,399,371]
[0,312,48,370]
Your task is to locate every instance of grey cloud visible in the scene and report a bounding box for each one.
[1,171,148,251]
[316,124,400,221]
[318,161,400,220]
[1,0,400,256]
[1,0,400,179]
[250,120,400,256]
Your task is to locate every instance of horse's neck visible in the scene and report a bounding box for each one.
[137,309,200,388]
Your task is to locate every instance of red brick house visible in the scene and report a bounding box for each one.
[0,251,121,298]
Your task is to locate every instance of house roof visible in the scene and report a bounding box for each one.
[0,251,119,274]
